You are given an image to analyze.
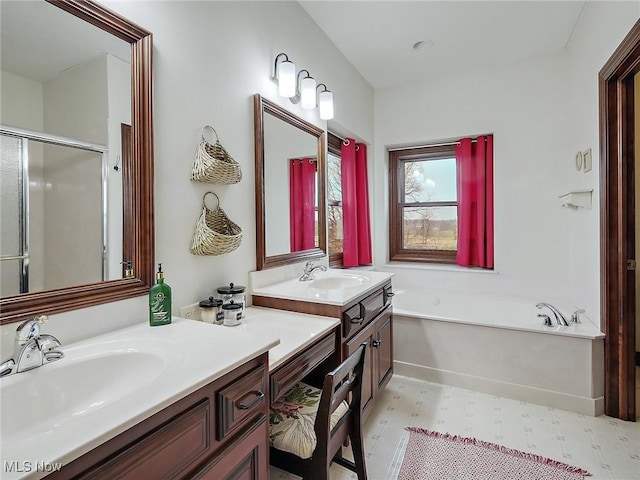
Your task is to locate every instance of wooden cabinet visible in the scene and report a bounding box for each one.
[192,416,268,480]
[345,305,393,420]
[269,330,339,402]
[254,280,394,418]
[48,354,269,480]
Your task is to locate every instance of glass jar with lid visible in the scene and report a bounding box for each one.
[222,300,243,326]
[199,296,223,325]
[216,282,246,318]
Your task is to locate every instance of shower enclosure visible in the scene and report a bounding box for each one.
[0,126,108,296]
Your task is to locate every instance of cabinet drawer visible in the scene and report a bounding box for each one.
[270,332,336,402]
[343,286,387,339]
[217,364,267,441]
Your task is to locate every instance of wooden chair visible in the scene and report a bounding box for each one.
[269,343,368,480]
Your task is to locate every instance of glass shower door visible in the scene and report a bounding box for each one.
[0,134,28,296]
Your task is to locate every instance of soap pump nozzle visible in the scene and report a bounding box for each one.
[156,263,165,282]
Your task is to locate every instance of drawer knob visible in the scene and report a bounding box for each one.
[350,317,364,325]
[372,340,382,348]
[236,390,265,410]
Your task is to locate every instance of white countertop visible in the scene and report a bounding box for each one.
[1,308,340,480]
[251,269,394,306]
[229,307,340,370]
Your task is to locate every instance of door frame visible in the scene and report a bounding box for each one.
[600,20,640,421]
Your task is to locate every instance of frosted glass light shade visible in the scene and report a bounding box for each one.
[300,76,316,109]
[318,89,334,120]
[278,60,296,98]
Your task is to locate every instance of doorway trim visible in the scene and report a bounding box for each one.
[600,19,640,421]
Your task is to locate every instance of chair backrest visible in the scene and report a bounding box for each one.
[313,342,367,461]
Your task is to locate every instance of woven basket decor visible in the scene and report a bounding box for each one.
[191,125,242,184]
[190,192,242,256]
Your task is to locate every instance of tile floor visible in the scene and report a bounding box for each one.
[270,374,640,480]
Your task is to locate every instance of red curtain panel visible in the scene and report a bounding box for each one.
[455,135,494,268]
[341,140,372,267]
[289,158,317,252]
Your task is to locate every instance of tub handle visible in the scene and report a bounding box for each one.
[538,314,553,327]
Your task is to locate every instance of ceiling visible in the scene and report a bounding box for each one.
[299,1,586,90]
[0,1,130,84]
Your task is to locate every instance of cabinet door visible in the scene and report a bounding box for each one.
[194,416,268,480]
[374,308,393,391]
[76,399,213,480]
[345,321,375,416]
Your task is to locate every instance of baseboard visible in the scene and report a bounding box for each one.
[394,360,604,417]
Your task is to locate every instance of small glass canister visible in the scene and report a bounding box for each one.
[216,282,246,318]
[222,300,243,327]
[199,296,223,325]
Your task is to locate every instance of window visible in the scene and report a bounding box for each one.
[389,144,458,264]
[327,133,343,266]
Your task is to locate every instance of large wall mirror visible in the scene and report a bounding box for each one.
[254,94,326,270]
[0,0,154,324]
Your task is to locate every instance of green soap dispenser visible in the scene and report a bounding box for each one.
[149,263,172,326]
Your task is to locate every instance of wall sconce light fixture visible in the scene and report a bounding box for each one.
[290,70,317,109]
[299,70,317,109]
[317,84,334,120]
[272,53,296,98]
[272,52,334,119]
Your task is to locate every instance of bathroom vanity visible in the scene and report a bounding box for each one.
[48,354,270,480]
[252,269,394,419]
[1,310,343,480]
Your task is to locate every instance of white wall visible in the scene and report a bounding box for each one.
[375,3,640,325]
[0,0,374,351]
[375,53,573,303]
[97,0,374,314]
[44,55,108,289]
[106,54,131,280]
[565,2,639,327]
[263,113,318,257]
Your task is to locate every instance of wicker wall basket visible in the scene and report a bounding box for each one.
[191,125,242,184]
[190,192,242,256]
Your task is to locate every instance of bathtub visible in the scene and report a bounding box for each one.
[391,288,605,416]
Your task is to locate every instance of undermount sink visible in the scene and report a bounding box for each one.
[1,338,167,441]
[309,274,368,290]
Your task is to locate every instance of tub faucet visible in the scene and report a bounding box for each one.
[0,315,64,377]
[299,261,327,281]
[535,303,569,326]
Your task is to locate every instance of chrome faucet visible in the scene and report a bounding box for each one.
[535,303,569,326]
[0,315,64,377]
[299,261,328,281]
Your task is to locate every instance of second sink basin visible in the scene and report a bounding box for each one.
[309,274,367,290]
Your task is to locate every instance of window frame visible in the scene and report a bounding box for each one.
[327,133,344,267]
[388,144,458,264]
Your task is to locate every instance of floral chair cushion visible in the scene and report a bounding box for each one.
[269,381,349,459]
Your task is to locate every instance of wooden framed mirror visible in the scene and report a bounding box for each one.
[0,0,154,324]
[254,94,326,270]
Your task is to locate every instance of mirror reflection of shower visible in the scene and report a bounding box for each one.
[0,126,107,296]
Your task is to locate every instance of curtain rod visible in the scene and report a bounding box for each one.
[328,131,354,146]
[388,137,486,152]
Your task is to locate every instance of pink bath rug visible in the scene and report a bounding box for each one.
[398,427,592,480]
